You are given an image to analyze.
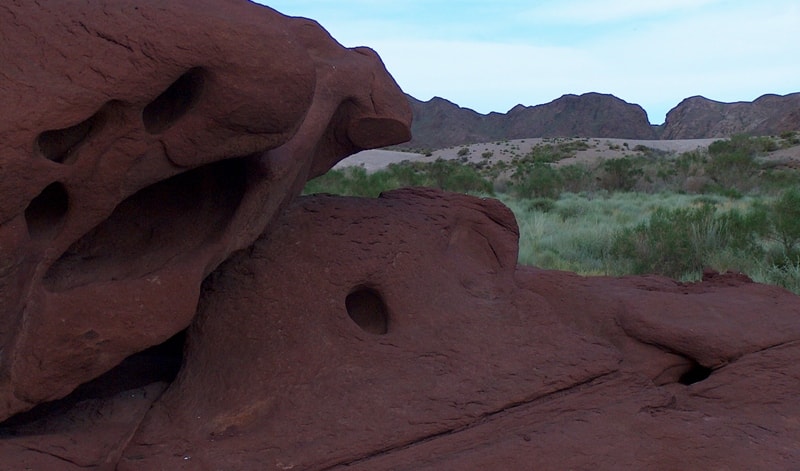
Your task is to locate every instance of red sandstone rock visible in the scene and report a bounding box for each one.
[0,0,410,420]
[2,188,799,468]
[112,188,795,469]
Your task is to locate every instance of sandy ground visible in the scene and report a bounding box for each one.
[334,137,724,173]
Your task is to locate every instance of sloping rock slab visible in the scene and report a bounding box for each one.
[1,189,798,469]
[126,189,799,469]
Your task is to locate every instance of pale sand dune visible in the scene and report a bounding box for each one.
[335,137,721,173]
[333,149,426,173]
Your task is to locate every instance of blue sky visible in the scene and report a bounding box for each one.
[259,1,799,125]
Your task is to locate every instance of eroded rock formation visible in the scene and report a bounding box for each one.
[122,189,800,469]
[0,0,410,421]
[3,188,799,469]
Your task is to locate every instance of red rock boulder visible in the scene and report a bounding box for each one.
[0,0,411,420]
[116,188,799,469]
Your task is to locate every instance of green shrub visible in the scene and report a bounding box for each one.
[717,206,768,254]
[761,168,800,192]
[428,158,493,194]
[766,188,800,253]
[303,159,493,197]
[523,145,563,163]
[511,161,563,199]
[674,150,707,178]
[599,157,643,191]
[558,163,593,193]
[611,204,720,278]
[754,259,800,293]
[708,134,777,156]
[706,150,759,192]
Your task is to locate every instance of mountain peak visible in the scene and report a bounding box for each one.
[400,92,800,149]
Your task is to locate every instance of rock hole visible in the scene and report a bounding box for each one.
[42,158,247,292]
[346,287,389,335]
[0,330,185,435]
[142,67,206,134]
[678,361,712,385]
[36,113,98,164]
[25,182,69,240]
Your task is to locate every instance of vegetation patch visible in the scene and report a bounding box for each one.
[305,134,800,293]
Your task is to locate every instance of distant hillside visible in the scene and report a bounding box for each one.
[660,93,800,139]
[404,93,656,150]
[401,92,800,150]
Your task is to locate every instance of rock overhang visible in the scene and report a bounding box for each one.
[0,0,411,420]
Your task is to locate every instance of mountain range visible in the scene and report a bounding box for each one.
[401,92,800,150]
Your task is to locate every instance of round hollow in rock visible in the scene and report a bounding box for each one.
[345,287,389,335]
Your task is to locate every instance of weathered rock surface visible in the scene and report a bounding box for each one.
[3,188,799,469]
[0,0,410,421]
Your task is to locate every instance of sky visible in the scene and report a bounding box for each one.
[259,1,799,125]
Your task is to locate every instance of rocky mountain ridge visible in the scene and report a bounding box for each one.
[402,92,800,150]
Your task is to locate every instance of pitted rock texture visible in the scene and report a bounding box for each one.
[0,0,411,421]
[120,189,799,470]
[1,189,799,468]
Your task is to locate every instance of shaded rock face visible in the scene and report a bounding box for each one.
[4,188,798,469]
[660,93,800,139]
[0,0,411,421]
[405,92,657,149]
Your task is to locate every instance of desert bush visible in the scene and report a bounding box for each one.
[675,150,707,177]
[716,206,768,254]
[765,187,800,254]
[634,145,672,159]
[511,161,563,199]
[705,134,780,192]
[761,168,800,192]
[303,160,493,197]
[599,157,643,191]
[708,134,777,156]
[428,158,493,193]
[557,139,591,153]
[706,150,759,192]
[518,141,588,166]
[523,144,563,164]
[558,163,594,193]
[611,204,721,278]
[753,259,800,293]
